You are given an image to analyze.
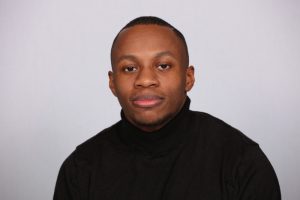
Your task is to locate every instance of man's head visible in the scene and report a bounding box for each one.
[110,16,189,67]
[109,16,195,132]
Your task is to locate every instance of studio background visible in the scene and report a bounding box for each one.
[1,0,299,199]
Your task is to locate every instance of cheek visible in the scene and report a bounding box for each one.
[114,78,133,99]
[163,74,186,92]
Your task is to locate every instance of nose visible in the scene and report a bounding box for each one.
[134,67,159,88]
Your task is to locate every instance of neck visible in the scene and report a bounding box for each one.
[127,96,188,132]
[118,96,192,155]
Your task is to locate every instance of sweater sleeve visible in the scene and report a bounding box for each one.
[236,145,281,200]
[53,149,92,200]
[53,153,81,200]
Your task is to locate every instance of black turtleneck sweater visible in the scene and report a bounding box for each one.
[54,98,281,200]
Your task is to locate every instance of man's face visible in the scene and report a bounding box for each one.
[109,25,194,132]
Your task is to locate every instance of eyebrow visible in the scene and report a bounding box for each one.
[115,55,138,64]
[116,51,176,64]
[154,51,176,59]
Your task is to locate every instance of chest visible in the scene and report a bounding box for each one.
[87,145,237,200]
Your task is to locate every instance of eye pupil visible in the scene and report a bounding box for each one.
[125,66,136,72]
[158,64,170,70]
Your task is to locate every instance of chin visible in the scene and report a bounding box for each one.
[132,113,172,130]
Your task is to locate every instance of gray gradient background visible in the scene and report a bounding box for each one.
[1,0,299,199]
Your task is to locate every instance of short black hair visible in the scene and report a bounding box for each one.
[110,16,189,66]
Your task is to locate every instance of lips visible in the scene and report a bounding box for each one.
[130,95,164,108]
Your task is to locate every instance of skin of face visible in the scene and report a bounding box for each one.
[109,24,195,132]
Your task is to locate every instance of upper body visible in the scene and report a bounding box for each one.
[54,98,280,200]
[54,16,281,199]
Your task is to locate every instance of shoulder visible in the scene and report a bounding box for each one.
[76,121,120,151]
[62,121,122,169]
[54,122,122,199]
[186,110,265,172]
[187,110,257,148]
[188,111,281,198]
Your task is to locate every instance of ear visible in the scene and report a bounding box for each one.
[185,66,195,92]
[108,71,117,97]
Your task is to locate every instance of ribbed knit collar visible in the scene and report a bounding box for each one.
[117,97,191,156]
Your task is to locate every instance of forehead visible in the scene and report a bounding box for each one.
[111,25,186,62]
[117,24,178,42]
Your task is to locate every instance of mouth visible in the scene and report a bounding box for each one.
[130,95,164,108]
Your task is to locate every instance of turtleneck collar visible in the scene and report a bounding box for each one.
[117,97,192,156]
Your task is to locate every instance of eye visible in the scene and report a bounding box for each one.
[124,66,137,72]
[157,64,171,71]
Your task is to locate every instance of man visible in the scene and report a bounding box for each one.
[54,16,281,200]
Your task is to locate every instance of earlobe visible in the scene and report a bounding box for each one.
[185,66,195,92]
[108,71,117,96]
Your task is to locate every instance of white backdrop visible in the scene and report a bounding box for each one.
[1,0,299,199]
